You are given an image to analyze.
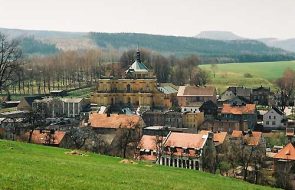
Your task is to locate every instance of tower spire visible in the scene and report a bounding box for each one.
[136,44,141,63]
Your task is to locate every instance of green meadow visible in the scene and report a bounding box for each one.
[200,60,295,92]
[0,140,277,190]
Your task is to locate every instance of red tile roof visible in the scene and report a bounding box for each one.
[232,130,243,138]
[221,104,256,115]
[89,113,142,129]
[177,85,215,97]
[25,130,66,145]
[164,132,206,149]
[231,130,262,146]
[199,130,227,146]
[274,143,295,160]
[138,135,159,150]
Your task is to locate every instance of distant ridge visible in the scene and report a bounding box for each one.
[0,27,295,62]
[195,31,245,41]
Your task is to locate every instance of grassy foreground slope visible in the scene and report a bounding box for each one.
[0,140,276,190]
[200,60,295,92]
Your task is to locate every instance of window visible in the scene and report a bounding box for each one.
[274,116,276,119]
[269,116,271,119]
[266,121,269,125]
[272,121,276,125]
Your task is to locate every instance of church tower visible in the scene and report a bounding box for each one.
[125,48,154,79]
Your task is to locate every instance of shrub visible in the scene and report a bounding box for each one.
[244,73,253,78]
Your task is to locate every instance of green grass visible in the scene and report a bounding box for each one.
[0,140,277,190]
[66,87,93,98]
[200,60,295,92]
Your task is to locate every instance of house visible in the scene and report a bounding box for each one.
[0,118,29,141]
[88,112,145,157]
[227,86,252,100]
[17,96,43,111]
[24,130,71,148]
[157,83,178,108]
[251,86,272,106]
[199,130,228,147]
[142,111,183,128]
[286,128,295,142]
[88,113,144,133]
[230,130,265,148]
[61,98,90,118]
[136,135,163,162]
[273,143,295,189]
[1,101,20,108]
[199,120,249,133]
[199,100,218,119]
[182,112,204,128]
[263,107,287,130]
[143,126,170,136]
[32,97,90,118]
[221,104,257,129]
[32,98,63,118]
[218,86,252,106]
[177,85,217,112]
[159,131,215,171]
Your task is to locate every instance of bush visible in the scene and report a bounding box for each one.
[244,73,253,78]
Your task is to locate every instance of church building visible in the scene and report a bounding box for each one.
[90,49,167,109]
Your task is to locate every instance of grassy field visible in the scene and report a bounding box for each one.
[200,60,295,92]
[0,140,277,190]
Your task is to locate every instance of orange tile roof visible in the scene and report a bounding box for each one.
[138,135,160,150]
[199,130,227,145]
[89,113,142,129]
[221,104,256,115]
[274,143,295,160]
[231,130,262,146]
[214,132,227,145]
[232,130,243,138]
[165,132,206,149]
[25,130,66,145]
[177,86,215,97]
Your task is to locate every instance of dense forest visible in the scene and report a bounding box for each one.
[89,32,295,63]
[20,37,59,55]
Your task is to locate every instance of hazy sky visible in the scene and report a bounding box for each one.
[0,0,295,39]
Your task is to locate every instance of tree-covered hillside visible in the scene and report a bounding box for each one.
[20,37,59,55]
[89,32,295,62]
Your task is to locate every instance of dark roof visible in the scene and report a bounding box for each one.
[200,100,218,111]
[272,107,284,115]
[227,87,251,97]
[23,96,43,106]
[252,86,270,92]
[228,96,251,106]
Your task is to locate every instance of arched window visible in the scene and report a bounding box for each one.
[127,84,131,93]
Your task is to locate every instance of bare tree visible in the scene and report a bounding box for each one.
[0,33,22,92]
[276,68,295,111]
[210,63,218,78]
[68,127,92,149]
[27,107,46,143]
[191,68,212,86]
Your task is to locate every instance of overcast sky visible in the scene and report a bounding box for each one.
[0,0,294,39]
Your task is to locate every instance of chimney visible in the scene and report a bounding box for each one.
[207,131,214,140]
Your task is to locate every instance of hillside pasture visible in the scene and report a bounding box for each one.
[200,60,295,92]
[0,140,276,190]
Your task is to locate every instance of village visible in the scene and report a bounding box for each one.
[0,48,294,189]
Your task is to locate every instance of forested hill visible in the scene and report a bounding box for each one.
[20,37,59,55]
[89,32,295,62]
